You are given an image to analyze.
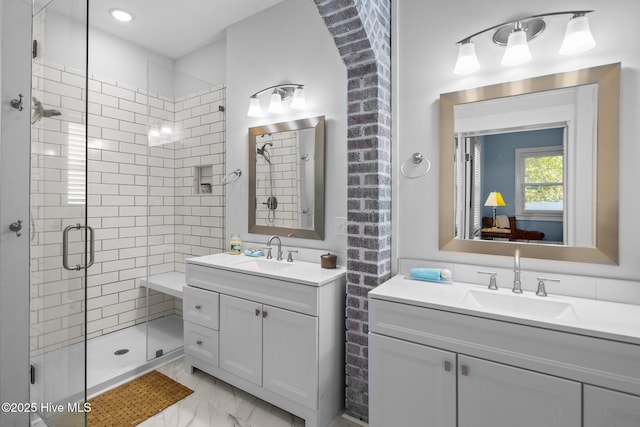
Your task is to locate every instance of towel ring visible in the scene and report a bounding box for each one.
[222,168,242,185]
[400,153,431,179]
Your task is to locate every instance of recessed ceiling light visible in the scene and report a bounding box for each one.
[110,9,133,22]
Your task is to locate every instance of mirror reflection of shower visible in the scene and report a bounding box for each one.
[257,139,277,223]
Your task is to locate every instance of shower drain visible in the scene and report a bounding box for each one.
[114,349,129,356]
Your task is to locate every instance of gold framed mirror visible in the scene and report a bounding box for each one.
[248,116,325,240]
[439,63,620,264]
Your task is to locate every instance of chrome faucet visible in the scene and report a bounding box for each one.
[266,235,283,261]
[513,247,523,293]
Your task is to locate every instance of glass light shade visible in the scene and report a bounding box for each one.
[267,91,284,114]
[501,29,531,66]
[453,41,480,75]
[110,9,133,22]
[247,96,262,117]
[559,15,596,55]
[290,86,307,110]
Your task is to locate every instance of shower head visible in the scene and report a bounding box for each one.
[257,142,273,164]
[31,96,61,124]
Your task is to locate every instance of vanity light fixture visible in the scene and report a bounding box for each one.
[267,90,284,114]
[110,8,133,22]
[500,21,532,66]
[453,40,480,75]
[559,13,596,55]
[247,84,306,117]
[453,10,596,75]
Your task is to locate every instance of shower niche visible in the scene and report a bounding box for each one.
[194,165,214,194]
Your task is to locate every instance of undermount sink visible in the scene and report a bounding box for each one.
[463,289,579,321]
[236,258,294,272]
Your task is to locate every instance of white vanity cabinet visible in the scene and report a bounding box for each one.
[220,294,318,407]
[369,333,456,427]
[457,355,580,427]
[368,275,640,427]
[369,334,580,427]
[184,255,346,427]
[584,386,640,427]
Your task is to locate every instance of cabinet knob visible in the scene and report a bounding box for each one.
[195,305,202,310]
[196,340,202,345]
[262,310,268,318]
[461,365,469,376]
[255,309,260,316]
[444,360,452,372]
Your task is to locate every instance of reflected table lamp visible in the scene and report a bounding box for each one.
[484,191,506,227]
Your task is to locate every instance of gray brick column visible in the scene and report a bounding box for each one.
[313,0,391,421]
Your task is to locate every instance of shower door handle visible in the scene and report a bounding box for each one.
[63,224,95,271]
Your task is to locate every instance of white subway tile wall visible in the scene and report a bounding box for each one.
[255,131,301,228]
[30,62,226,355]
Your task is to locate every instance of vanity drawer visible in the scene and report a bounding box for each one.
[183,285,219,329]
[184,321,219,367]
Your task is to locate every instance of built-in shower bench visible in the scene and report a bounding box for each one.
[139,272,185,298]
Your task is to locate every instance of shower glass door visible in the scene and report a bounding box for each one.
[30,0,89,425]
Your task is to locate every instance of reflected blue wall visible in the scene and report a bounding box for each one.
[481,128,564,242]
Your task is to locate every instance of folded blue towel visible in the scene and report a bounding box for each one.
[244,249,263,257]
[409,268,453,283]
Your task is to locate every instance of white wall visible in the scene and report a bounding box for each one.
[394,0,640,280]
[174,40,226,96]
[226,0,348,254]
[0,0,32,424]
[44,9,174,95]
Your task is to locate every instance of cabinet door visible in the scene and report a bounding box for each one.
[219,295,263,385]
[262,305,318,409]
[458,355,581,427]
[368,333,456,427]
[584,385,640,427]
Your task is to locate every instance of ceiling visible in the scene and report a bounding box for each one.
[47,0,284,59]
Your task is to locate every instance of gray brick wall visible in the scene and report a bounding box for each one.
[313,0,391,421]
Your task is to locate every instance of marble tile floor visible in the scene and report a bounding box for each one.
[138,358,366,427]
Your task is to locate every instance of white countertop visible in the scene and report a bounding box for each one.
[370,274,640,346]
[186,253,346,286]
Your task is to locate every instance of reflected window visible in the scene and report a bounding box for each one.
[515,146,563,219]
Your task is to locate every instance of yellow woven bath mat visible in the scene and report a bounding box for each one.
[87,370,193,426]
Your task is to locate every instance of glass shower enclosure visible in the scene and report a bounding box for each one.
[29,0,89,426]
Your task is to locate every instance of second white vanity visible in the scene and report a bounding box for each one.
[368,274,640,427]
[184,253,346,427]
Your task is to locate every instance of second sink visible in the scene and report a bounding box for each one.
[463,289,579,321]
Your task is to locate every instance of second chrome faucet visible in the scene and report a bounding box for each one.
[513,247,523,293]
